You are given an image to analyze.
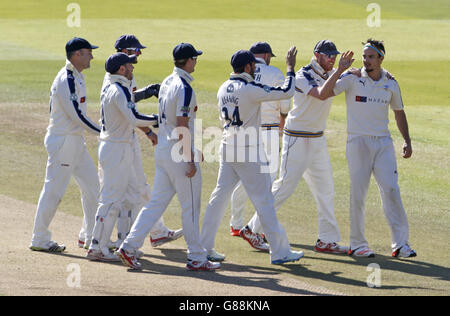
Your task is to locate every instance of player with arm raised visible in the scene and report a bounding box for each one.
[200,47,304,265]
[243,40,353,254]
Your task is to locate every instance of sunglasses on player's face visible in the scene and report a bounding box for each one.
[320,53,337,59]
[127,48,141,54]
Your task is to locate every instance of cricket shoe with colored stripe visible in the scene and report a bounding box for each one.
[239,226,270,252]
[271,251,304,265]
[230,226,241,237]
[86,249,120,262]
[314,239,349,254]
[186,260,221,271]
[116,248,142,270]
[348,246,375,258]
[150,229,183,247]
[30,241,66,253]
[392,244,417,258]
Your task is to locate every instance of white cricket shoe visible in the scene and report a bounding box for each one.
[314,239,349,254]
[392,244,417,258]
[30,241,66,253]
[271,251,304,265]
[86,249,120,262]
[348,246,375,258]
[239,226,270,252]
[150,229,183,247]
[186,260,221,271]
[207,249,226,262]
[116,248,142,270]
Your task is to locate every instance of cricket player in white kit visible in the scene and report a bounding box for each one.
[229,42,290,239]
[102,35,182,250]
[30,38,100,252]
[117,43,220,271]
[200,48,304,265]
[245,40,351,254]
[87,53,159,261]
[332,39,416,258]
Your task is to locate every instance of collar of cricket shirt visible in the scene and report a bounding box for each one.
[65,59,84,80]
[255,57,267,65]
[229,72,254,83]
[361,67,387,83]
[108,74,132,87]
[174,66,194,84]
[309,58,331,80]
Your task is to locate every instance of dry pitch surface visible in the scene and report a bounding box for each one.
[0,194,343,296]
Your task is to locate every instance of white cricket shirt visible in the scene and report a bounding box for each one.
[100,74,157,143]
[285,58,335,134]
[254,58,291,126]
[333,68,404,137]
[47,60,101,136]
[217,70,295,148]
[157,67,198,147]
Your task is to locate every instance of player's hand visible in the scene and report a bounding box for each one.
[402,142,412,158]
[285,46,297,72]
[337,51,355,73]
[147,132,158,146]
[347,67,362,77]
[186,162,197,178]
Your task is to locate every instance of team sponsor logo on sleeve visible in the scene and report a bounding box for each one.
[226,83,235,93]
[80,96,86,103]
[132,87,137,92]
[181,105,190,113]
[127,101,136,109]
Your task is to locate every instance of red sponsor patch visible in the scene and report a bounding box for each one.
[80,96,86,103]
[132,87,137,92]
[194,106,198,112]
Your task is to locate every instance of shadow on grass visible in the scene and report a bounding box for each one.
[288,243,449,292]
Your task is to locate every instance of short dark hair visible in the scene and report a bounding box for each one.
[66,50,76,60]
[174,58,188,68]
[363,38,385,57]
[232,65,246,74]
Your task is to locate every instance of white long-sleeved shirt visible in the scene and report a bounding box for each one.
[100,74,157,143]
[47,60,101,136]
[217,70,295,148]
[254,58,291,126]
[157,67,198,147]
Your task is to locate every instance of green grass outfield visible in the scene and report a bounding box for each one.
[0,0,449,296]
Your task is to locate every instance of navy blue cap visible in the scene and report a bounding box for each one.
[250,42,275,57]
[173,43,202,60]
[314,40,340,56]
[230,50,257,69]
[105,52,137,74]
[65,37,98,53]
[114,34,146,50]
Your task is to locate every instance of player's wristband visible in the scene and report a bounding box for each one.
[146,129,153,136]
[286,71,296,77]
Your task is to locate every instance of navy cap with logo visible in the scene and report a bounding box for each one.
[173,43,203,60]
[230,50,257,69]
[249,42,276,57]
[314,40,340,56]
[105,52,137,74]
[114,34,147,51]
[65,37,99,53]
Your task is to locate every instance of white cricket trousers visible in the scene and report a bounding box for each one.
[114,134,169,245]
[31,134,99,248]
[91,140,140,255]
[346,135,409,251]
[122,144,205,262]
[201,154,292,262]
[248,134,341,243]
[230,128,279,229]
